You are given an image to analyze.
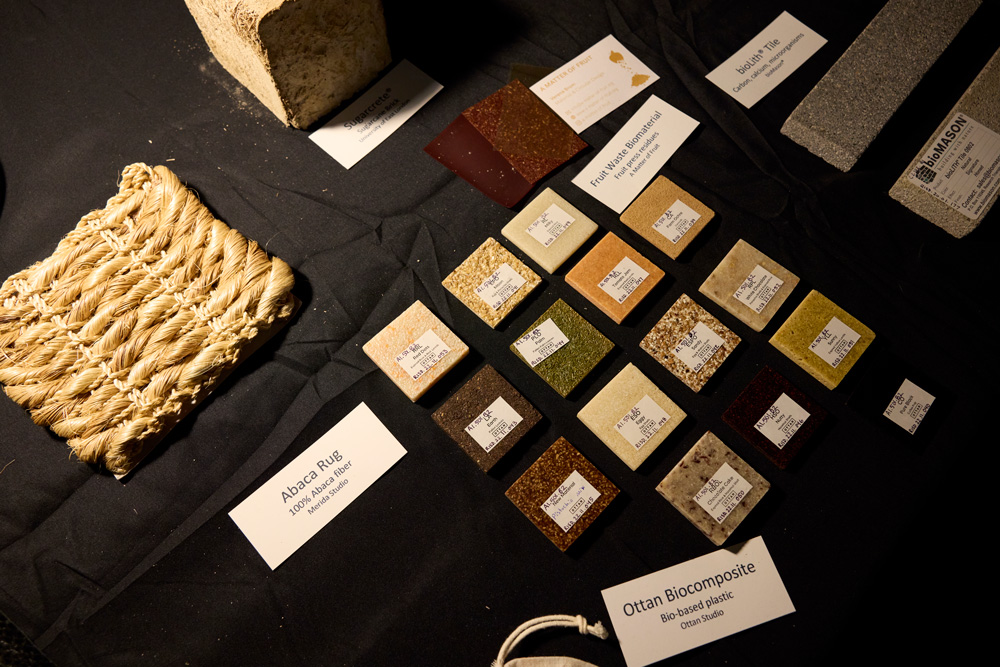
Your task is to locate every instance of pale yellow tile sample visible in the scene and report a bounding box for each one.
[501,188,599,273]
[442,238,541,328]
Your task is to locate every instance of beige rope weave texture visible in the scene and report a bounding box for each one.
[0,163,295,474]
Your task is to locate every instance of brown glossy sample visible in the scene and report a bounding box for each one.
[565,232,664,324]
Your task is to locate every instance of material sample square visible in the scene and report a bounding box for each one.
[565,232,665,324]
[619,176,714,259]
[501,188,599,273]
[442,237,541,328]
[505,437,619,551]
[846,354,945,441]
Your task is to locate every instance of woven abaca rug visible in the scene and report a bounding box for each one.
[0,163,296,475]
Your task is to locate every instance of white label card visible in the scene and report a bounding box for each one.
[705,12,827,108]
[526,204,575,247]
[883,379,935,434]
[733,265,783,313]
[514,318,570,367]
[475,263,527,311]
[229,403,407,569]
[754,393,809,449]
[653,200,701,244]
[598,256,650,304]
[673,322,723,372]
[615,395,670,451]
[601,537,795,667]
[572,95,699,213]
[809,316,860,368]
[465,396,522,453]
[395,329,450,381]
[694,462,752,524]
[309,60,443,169]
[541,470,600,533]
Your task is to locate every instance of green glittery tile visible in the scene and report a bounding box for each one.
[510,299,613,397]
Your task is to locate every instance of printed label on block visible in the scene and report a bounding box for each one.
[465,396,523,452]
[809,316,860,368]
[694,462,751,524]
[526,204,575,247]
[673,321,724,372]
[541,470,601,533]
[754,393,809,449]
[475,263,527,311]
[598,256,650,304]
[615,394,671,450]
[514,318,570,367]
[883,379,935,434]
[733,264,784,313]
[653,199,701,244]
[395,330,450,381]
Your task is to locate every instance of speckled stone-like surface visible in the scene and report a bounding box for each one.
[770,290,875,389]
[362,300,469,401]
[501,188,599,274]
[699,240,799,332]
[432,365,542,472]
[781,0,981,171]
[510,299,613,397]
[505,437,619,551]
[577,363,686,471]
[656,432,769,546]
[565,232,664,324]
[889,47,1000,237]
[722,366,826,469]
[640,294,740,392]
[619,176,714,259]
[442,237,541,328]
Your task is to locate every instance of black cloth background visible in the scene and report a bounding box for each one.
[0,1,994,665]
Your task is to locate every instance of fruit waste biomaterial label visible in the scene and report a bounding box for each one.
[694,462,752,524]
[526,203,575,247]
[598,256,650,304]
[907,113,1000,220]
[674,322,724,372]
[395,330,451,380]
[615,394,671,451]
[733,265,784,314]
[883,379,935,434]
[513,318,570,367]
[809,316,860,368]
[753,393,809,449]
[465,396,522,453]
[541,469,601,533]
[653,199,701,244]
[475,263,527,311]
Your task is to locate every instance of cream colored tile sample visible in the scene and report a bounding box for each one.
[620,176,714,259]
[501,188,599,273]
[442,237,541,327]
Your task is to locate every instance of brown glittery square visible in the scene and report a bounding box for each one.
[505,437,619,551]
[565,232,665,324]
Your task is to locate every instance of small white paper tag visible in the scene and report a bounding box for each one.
[615,395,671,451]
[229,403,407,569]
[598,257,650,304]
[475,263,527,311]
[309,60,443,169]
[526,204,575,247]
[572,95,699,213]
[514,318,570,367]
[754,393,809,449]
[694,462,752,524]
[601,536,795,667]
[395,329,450,381]
[907,113,1000,220]
[541,470,601,533]
[653,200,701,244]
[733,265,784,313]
[705,12,826,108]
[673,322,723,372]
[809,316,860,368]
[883,379,935,434]
[530,35,659,133]
[465,396,522,452]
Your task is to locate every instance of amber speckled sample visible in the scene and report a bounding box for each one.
[505,437,619,551]
[442,238,541,328]
[640,294,740,392]
[565,232,665,324]
[657,432,769,546]
[699,240,800,332]
[770,290,875,389]
[501,188,599,274]
[362,301,469,401]
[620,176,714,259]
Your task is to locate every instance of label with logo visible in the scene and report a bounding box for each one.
[809,316,860,368]
[733,265,783,313]
[653,200,701,244]
[694,462,752,524]
[883,379,935,434]
[615,395,671,450]
[598,257,650,304]
[514,318,570,367]
[526,204,575,247]
[475,263,527,311]
[395,330,451,380]
[541,470,601,533]
[465,396,523,452]
[673,322,723,372]
[754,393,809,449]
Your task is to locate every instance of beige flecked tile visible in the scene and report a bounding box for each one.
[442,238,541,328]
[501,188,599,273]
[565,232,665,324]
[620,176,714,259]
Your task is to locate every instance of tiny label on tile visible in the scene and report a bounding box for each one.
[615,394,671,450]
[673,322,724,372]
[598,256,650,304]
[754,393,809,449]
[883,379,935,434]
[541,469,601,532]
[465,396,523,452]
[653,199,701,244]
[514,318,570,367]
[526,203,575,247]
[395,329,451,380]
[694,462,752,524]
[809,316,860,368]
[733,264,784,313]
[475,263,527,311]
